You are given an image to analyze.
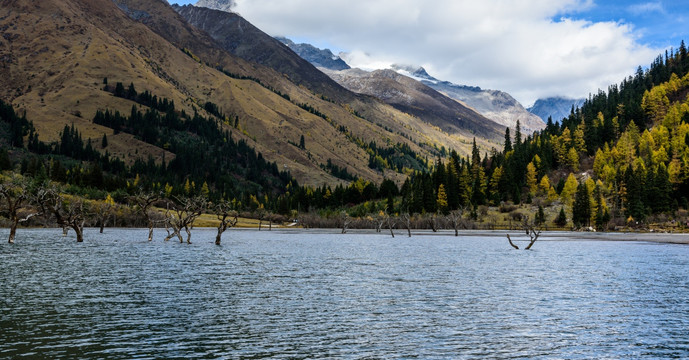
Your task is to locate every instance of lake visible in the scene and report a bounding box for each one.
[1,228,688,359]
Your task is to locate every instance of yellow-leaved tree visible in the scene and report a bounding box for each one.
[560,173,578,207]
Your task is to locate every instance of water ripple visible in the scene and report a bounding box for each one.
[1,228,689,358]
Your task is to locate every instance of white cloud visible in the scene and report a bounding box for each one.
[628,2,665,16]
[232,0,660,105]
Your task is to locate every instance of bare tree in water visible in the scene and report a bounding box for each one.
[163,196,206,244]
[0,175,40,244]
[92,194,115,234]
[340,211,351,234]
[131,191,159,241]
[446,208,465,237]
[400,213,412,237]
[38,185,89,242]
[507,216,542,250]
[214,200,238,245]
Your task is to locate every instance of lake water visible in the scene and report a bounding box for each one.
[1,228,688,359]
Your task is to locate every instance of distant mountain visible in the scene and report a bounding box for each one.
[279,39,544,134]
[364,64,545,134]
[323,68,505,140]
[528,97,585,123]
[193,0,235,12]
[419,74,546,134]
[275,37,350,71]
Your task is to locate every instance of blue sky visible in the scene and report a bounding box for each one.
[567,0,688,48]
[171,1,688,105]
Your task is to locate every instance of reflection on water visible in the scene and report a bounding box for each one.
[1,228,688,359]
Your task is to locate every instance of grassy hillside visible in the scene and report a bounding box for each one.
[0,0,501,190]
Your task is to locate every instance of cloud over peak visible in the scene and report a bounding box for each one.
[230,0,660,105]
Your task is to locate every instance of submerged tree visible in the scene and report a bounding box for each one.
[214,200,238,245]
[446,208,465,236]
[93,194,115,234]
[163,196,206,244]
[38,185,89,242]
[400,212,412,237]
[0,175,41,243]
[506,216,542,250]
[131,191,160,241]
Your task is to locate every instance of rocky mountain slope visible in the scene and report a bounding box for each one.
[193,0,235,12]
[528,97,586,123]
[275,37,350,71]
[172,5,351,99]
[389,65,545,134]
[323,68,506,140]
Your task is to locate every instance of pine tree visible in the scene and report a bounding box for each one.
[504,127,512,152]
[560,173,578,206]
[446,160,460,210]
[299,134,305,150]
[535,205,545,225]
[653,163,672,213]
[436,184,448,214]
[422,175,436,213]
[555,207,567,227]
[572,182,591,228]
[386,195,395,214]
[525,162,538,195]
[126,82,137,100]
[0,148,11,170]
[101,133,108,148]
[114,82,125,97]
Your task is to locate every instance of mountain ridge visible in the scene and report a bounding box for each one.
[1,0,502,190]
[528,97,586,123]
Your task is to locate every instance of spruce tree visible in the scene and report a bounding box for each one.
[299,134,305,150]
[0,148,11,170]
[114,82,125,97]
[535,205,545,225]
[555,207,567,227]
[504,127,512,152]
[572,182,591,228]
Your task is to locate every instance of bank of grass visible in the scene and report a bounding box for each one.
[193,213,289,229]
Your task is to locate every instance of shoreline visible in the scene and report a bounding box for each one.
[2,227,688,245]
[214,227,689,244]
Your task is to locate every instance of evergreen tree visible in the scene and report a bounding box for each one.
[555,207,567,227]
[126,82,137,100]
[436,184,448,214]
[572,182,591,228]
[535,205,545,225]
[114,82,125,97]
[653,163,672,213]
[0,148,11,170]
[299,134,305,150]
[446,160,460,210]
[387,194,395,214]
[101,133,108,148]
[525,162,538,195]
[422,175,436,213]
[624,166,645,221]
[504,127,512,152]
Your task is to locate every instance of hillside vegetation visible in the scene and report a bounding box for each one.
[396,42,689,230]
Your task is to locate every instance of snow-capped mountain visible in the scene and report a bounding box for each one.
[387,65,545,134]
[275,37,350,71]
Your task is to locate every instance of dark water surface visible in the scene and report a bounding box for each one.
[1,228,689,359]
